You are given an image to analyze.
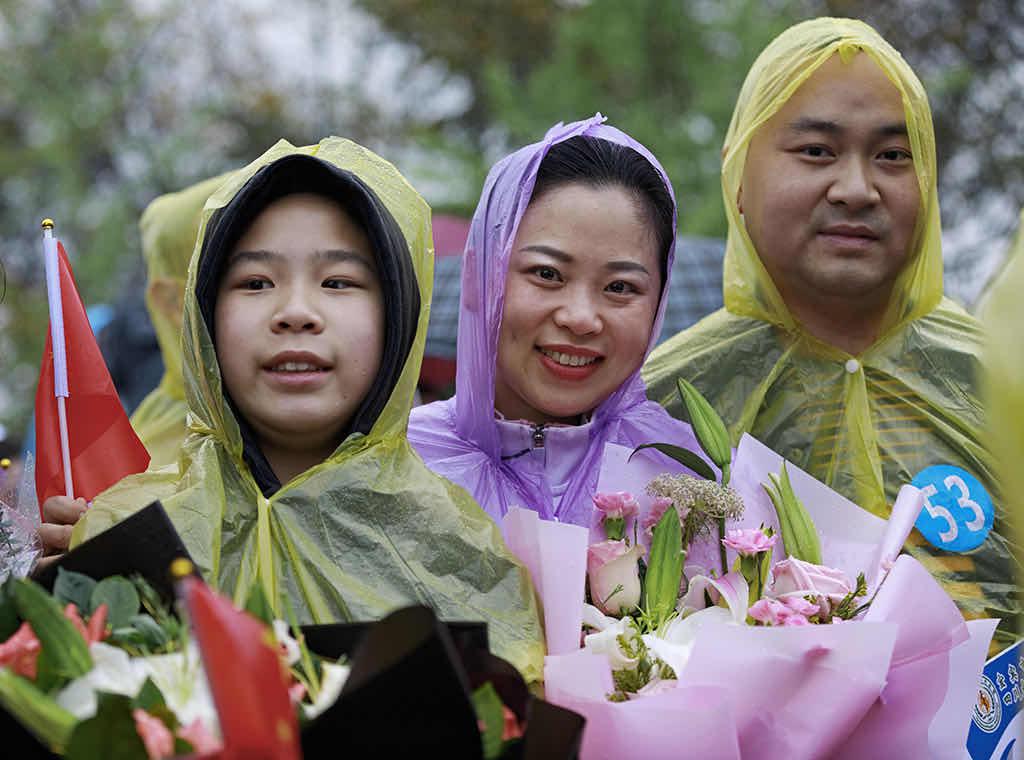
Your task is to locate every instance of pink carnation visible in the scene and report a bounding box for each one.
[642,496,687,538]
[592,492,640,520]
[748,596,817,626]
[721,528,778,556]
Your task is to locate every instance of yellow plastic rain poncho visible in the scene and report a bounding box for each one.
[985,211,1024,635]
[644,18,1018,642]
[72,137,546,680]
[129,173,232,468]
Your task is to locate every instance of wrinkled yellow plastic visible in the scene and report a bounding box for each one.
[129,172,231,468]
[73,137,546,681]
[984,211,1024,635]
[645,18,1017,645]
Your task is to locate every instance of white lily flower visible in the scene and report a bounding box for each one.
[583,617,638,670]
[140,642,219,733]
[581,603,619,633]
[55,642,148,719]
[643,606,733,679]
[303,661,350,720]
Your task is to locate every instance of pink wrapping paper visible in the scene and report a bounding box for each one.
[504,436,997,758]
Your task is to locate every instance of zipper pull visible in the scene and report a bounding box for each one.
[532,423,547,449]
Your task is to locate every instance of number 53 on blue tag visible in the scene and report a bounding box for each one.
[912,465,994,552]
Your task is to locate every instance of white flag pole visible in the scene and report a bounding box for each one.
[41,218,74,500]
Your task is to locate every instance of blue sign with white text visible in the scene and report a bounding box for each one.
[968,639,1023,759]
[912,465,993,552]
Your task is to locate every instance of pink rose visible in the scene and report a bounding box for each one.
[642,496,688,539]
[133,709,174,759]
[592,491,640,520]
[587,540,644,616]
[721,527,778,556]
[767,557,853,614]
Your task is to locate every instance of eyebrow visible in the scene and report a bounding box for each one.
[226,248,374,270]
[517,244,652,276]
[786,117,909,138]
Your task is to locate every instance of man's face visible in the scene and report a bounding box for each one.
[739,52,921,312]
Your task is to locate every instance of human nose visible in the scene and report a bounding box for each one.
[553,287,602,335]
[271,285,324,333]
[826,156,881,209]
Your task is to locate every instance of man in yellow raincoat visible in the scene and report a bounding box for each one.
[71,137,546,681]
[644,18,1018,644]
[129,173,232,468]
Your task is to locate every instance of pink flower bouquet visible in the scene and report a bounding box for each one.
[503,382,996,760]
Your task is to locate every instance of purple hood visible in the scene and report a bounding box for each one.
[408,114,700,526]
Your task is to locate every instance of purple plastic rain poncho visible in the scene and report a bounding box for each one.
[408,114,702,527]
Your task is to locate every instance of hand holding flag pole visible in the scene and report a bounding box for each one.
[40,219,74,500]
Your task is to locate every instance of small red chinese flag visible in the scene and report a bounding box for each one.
[178,572,301,760]
[34,241,150,507]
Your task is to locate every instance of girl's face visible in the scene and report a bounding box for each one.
[214,193,385,464]
[494,183,662,425]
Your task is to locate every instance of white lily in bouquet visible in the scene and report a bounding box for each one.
[503,380,998,760]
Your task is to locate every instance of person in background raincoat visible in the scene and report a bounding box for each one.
[68,137,545,681]
[643,17,1018,646]
[129,172,233,468]
[407,114,702,528]
[984,210,1024,638]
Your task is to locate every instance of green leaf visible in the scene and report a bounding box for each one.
[471,681,506,760]
[128,614,170,650]
[90,577,140,628]
[642,508,684,628]
[244,582,275,627]
[53,568,96,614]
[65,692,149,760]
[0,667,77,753]
[0,576,20,641]
[675,378,732,480]
[12,579,92,684]
[630,442,716,481]
[132,678,166,712]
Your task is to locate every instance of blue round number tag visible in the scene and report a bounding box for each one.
[911,465,993,552]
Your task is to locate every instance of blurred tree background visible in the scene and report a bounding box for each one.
[1,0,1022,453]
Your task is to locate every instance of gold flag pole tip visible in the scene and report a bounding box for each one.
[0,458,10,470]
[169,557,195,579]
[40,218,54,230]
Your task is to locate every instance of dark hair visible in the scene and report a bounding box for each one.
[530,135,674,286]
[195,154,420,496]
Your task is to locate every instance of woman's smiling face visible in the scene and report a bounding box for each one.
[494,182,662,425]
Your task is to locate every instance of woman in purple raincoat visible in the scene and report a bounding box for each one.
[408,114,701,528]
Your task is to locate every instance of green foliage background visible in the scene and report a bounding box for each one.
[2,0,1021,455]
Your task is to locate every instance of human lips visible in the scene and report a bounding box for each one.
[262,351,332,375]
[818,223,880,250]
[537,345,603,368]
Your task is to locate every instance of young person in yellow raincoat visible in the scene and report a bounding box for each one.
[60,137,545,680]
[643,17,1019,647]
[129,172,232,468]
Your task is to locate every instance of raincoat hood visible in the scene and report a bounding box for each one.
[409,114,702,526]
[75,137,546,680]
[644,18,1016,648]
[720,16,943,344]
[130,172,231,467]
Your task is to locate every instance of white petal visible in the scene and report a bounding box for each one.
[304,662,350,720]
